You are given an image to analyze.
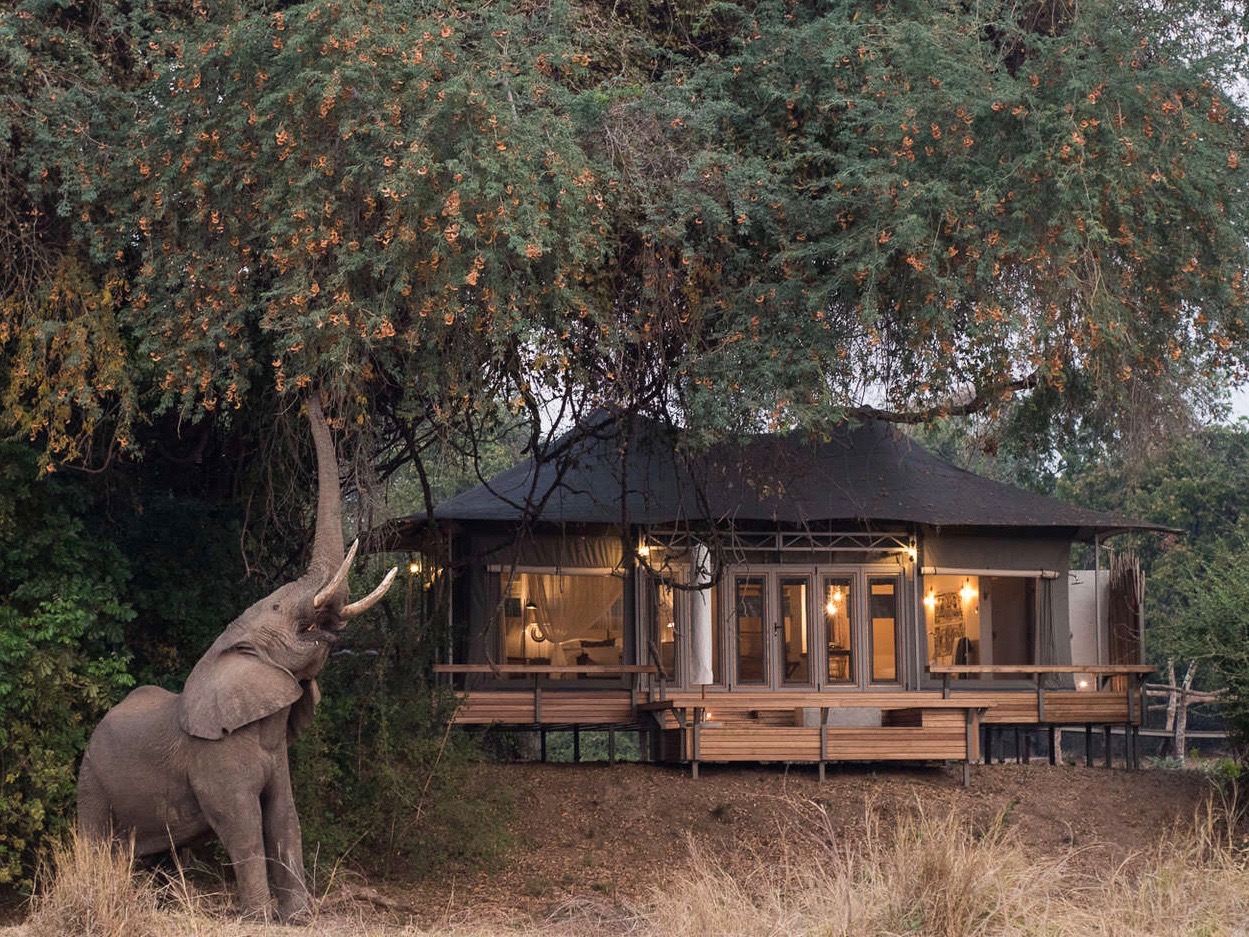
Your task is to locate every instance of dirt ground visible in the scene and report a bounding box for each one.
[0,759,1221,933]
[376,759,1217,929]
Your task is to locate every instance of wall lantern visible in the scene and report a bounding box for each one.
[959,578,977,603]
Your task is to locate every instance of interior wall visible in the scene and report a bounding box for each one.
[1068,569,1108,664]
[988,577,1029,664]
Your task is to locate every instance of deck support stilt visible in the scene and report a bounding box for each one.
[608,729,616,765]
[1048,726,1057,765]
[540,729,547,763]
[573,726,581,763]
[1103,726,1112,768]
[1085,723,1094,767]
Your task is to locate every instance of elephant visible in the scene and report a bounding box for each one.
[77,391,397,922]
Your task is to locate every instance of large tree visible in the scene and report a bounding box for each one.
[0,0,1245,478]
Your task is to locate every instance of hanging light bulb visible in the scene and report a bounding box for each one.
[923,589,937,610]
[960,578,977,603]
[825,587,842,617]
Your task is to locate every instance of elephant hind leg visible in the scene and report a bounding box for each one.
[76,760,114,842]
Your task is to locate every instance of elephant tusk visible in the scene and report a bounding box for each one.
[340,566,399,619]
[314,539,359,609]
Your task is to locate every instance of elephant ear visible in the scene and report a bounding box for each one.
[179,646,304,740]
[286,679,321,743]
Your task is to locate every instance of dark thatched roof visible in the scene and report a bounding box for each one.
[420,414,1162,542]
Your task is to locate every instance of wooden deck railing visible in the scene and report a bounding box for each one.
[928,664,1155,724]
[434,663,658,677]
[433,663,659,726]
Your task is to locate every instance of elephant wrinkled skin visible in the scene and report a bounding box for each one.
[77,392,396,922]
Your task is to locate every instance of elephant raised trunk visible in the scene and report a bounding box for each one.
[305,391,396,622]
[78,390,398,923]
[306,390,348,591]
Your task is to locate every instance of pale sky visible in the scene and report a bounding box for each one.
[1230,383,1249,421]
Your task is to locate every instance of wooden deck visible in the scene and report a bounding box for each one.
[434,663,1154,776]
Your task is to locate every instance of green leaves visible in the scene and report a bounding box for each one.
[0,444,134,888]
[0,0,1246,460]
[636,0,1249,432]
[123,0,616,430]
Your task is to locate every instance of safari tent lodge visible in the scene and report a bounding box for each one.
[392,415,1160,777]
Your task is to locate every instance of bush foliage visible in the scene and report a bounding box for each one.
[292,589,514,876]
[0,445,134,888]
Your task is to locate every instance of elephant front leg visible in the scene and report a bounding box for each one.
[196,789,272,920]
[263,760,310,923]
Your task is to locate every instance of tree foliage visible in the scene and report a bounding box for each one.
[1057,423,1249,636]
[0,0,1244,467]
[635,0,1248,435]
[1169,534,1249,759]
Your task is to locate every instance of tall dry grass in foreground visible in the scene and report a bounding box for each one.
[22,833,165,937]
[13,798,1249,936]
[636,797,1249,937]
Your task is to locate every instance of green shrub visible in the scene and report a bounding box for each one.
[1173,537,1249,764]
[291,600,513,878]
[0,444,134,889]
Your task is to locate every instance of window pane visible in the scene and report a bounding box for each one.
[499,572,623,675]
[734,577,766,684]
[780,578,811,685]
[823,577,854,683]
[650,580,677,678]
[869,579,898,682]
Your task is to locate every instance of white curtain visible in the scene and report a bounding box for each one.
[530,575,620,665]
[689,544,714,686]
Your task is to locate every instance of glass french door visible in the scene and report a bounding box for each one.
[731,572,814,688]
[731,568,900,689]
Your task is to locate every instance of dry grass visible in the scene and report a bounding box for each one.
[629,795,1249,937]
[8,798,1249,937]
[21,833,165,937]
[635,800,1069,936]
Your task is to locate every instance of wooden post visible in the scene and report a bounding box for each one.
[608,729,616,766]
[1085,723,1093,767]
[691,706,704,780]
[1174,662,1196,766]
[818,707,829,782]
[573,726,581,763]
[1163,660,1178,739]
